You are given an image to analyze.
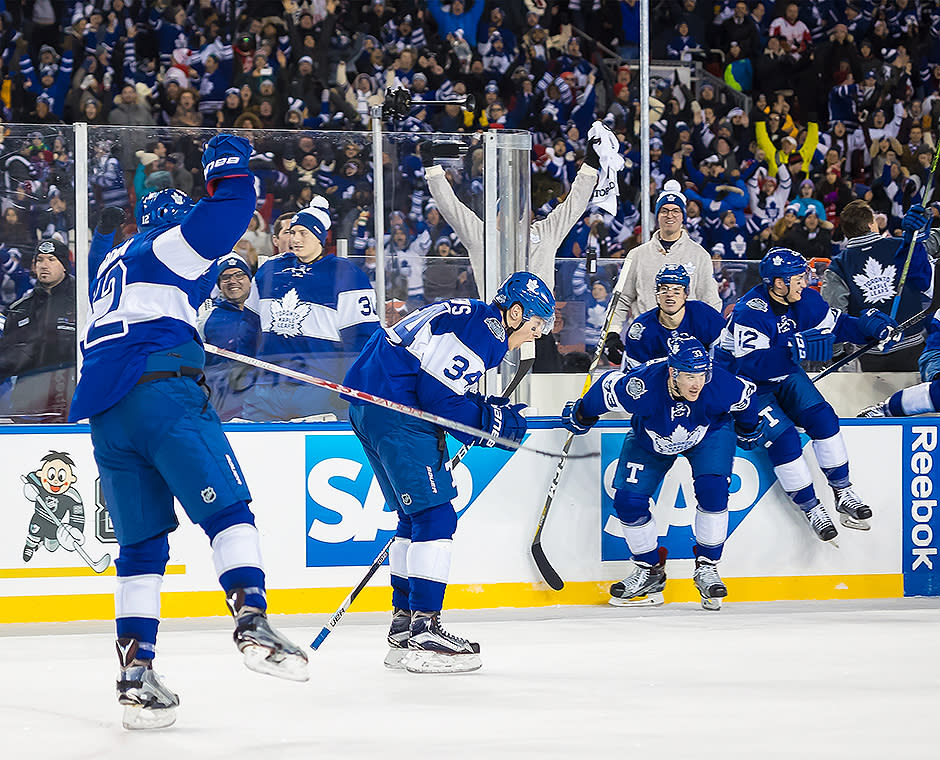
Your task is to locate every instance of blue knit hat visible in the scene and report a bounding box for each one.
[215,253,251,282]
[655,179,687,221]
[290,198,332,243]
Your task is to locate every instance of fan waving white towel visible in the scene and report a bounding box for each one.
[587,120,625,214]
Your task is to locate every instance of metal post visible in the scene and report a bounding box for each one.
[336,239,348,258]
[639,0,651,243]
[74,122,90,376]
[370,105,386,326]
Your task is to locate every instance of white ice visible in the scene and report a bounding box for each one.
[2,600,939,760]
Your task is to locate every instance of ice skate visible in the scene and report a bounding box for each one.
[384,607,411,669]
[228,590,309,682]
[803,501,839,544]
[857,400,889,418]
[401,612,482,674]
[693,557,728,611]
[833,486,872,531]
[609,549,667,607]
[116,638,179,730]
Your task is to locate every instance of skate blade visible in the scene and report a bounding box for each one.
[401,651,482,674]
[242,645,310,682]
[607,591,664,607]
[384,647,409,670]
[700,596,722,611]
[839,513,871,531]
[122,704,177,730]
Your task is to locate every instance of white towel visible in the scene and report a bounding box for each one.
[588,120,625,215]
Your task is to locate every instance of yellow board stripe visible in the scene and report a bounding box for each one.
[0,574,903,624]
[0,564,186,579]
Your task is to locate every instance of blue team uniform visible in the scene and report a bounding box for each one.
[197,297,261,421]
[623,300,726,368]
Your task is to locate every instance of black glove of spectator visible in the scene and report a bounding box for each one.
[420,140,463,168]
[419,140,436,168]
[585,137,601,170]
[98,206,127,235]
[604,332,624,365]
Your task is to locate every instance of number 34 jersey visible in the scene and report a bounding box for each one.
[344,299,509,430]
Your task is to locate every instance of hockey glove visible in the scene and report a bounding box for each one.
[478,398,527,450]
[202,133,252,196]
[97,206,127,235]
[788,328,834,363]
[901,203,929,239]
[561,399,599,436]
[604,332,625,365]
[55,524,85,551]
[734,418,766,451]
[584,137,602,170]
[858,308,898,342]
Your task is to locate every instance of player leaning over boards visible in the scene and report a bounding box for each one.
[69,135,308,731]
[562,335,763,610]
[715,248,899,542]
[343,273,555,673]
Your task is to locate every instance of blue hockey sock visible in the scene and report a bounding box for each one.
[201,502,266,611]
[888,381,940,416]
[116,617,159,660]
[408,503,456,612]
[115,533,170,660]
[391,513,412,610]
[613,489,660,562]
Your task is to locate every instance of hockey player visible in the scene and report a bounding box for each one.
[242,196,380,421]
[20,451,85,562]
[69,134,308,731]
[620,263,726,369]
[716,248,898,542]
[344,272,555,673]
[561,334,763,610]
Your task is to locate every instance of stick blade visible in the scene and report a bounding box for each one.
[92,553,111,573]
[531,541,564,590]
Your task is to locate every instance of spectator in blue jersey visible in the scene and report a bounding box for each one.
[242,197,380,422]
[344,271,554,672]
[70,135,309,730]
[197,254,261,422]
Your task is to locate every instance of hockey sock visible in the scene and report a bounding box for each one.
[767,430,817,510]
[693,475,729,561]
[115,532,170,660]
[390,513,412,611]
[407,502,457,612]
[887,380,940,416]
[800,404,850,488]
[613,490,659,565]
[201,501,266,612]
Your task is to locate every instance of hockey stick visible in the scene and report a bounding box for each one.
[814,256,940,383]
[203,344,592,460]
[531,289,625,591]
[22,475,111,573]
[309,345,536,651]
[889,138,940,320]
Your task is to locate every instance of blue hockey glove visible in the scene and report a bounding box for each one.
[735,418,766,451]
[788,328,835,363]
[901,203,929,238]
[202,134,252,195]
[858,308,898,342]
[561,399,599,436]
[479,398,527,450]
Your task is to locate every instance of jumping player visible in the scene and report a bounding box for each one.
[70,135,308,730]
[561,334,763,610]
[716,248,898,541]
[344,272,555,673]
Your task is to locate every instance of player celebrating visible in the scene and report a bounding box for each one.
[561,335,763,610]
[620,263,726,369]
[716,248,898,541]
[69,135,308,731]
[344,272,555,673]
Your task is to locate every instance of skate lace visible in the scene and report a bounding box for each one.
[808,503,834,531]
[431,615,470,647]
[837,488,863,510]
[696,561,721,587]
[623,564,652,595]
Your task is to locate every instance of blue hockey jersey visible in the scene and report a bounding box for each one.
[623,300,726,369]
[197,298,261,362]
[70,177,257,421]
[344,299,508,434]
[716,284,870,386]
[580,360,758,455]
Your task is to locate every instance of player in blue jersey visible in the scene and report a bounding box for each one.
[562,334,763,610]
[715,248,898,542]
[621,263,727,369]
[70,135,308,731]
[344,272,554,673]
[242,195,380,421]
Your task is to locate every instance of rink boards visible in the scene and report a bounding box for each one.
[0,419,937,623]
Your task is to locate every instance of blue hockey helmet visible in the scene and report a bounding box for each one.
[760,247,808,286]
[135,188,196,230]
[494,272,556,334]
[655,263,690,290]
[666,333,712,381]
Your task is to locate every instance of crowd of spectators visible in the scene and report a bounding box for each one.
[0,0,939,418]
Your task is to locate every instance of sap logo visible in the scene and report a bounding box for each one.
[305,434,514,567]
[908,426,937,573]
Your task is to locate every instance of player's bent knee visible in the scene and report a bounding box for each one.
[613,490,652,525]
[693,474,729,512]
[766,426,804,466]
[115,532,171,577]
[798,402,839,440]
[198,500,256,541]
[410,502,458,542]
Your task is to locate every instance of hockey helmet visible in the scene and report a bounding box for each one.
[666,333,712,382]
[655,263,690,291]
[760,247,808,286]
[136,188,196,230]
[494,272,556,335]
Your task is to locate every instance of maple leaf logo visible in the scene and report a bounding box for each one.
[852,257,896,304]
[646,424,709,455]
[269,288,312,337]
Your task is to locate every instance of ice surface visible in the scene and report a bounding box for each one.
[1,600,938,760]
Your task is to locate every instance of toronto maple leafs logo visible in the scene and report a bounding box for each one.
[852,257,896,304]
[646,424,709,454]
[746,298,768,312]
[526,278,539,293]
[625,377,646,399]
[270,288,312,337]
[772,255,783,266]
[628,322,645,340]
